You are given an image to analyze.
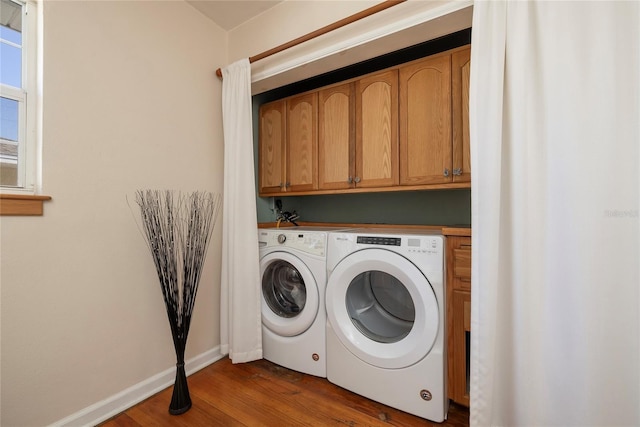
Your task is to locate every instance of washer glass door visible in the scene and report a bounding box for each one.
[261,251,319,337]
[326,248,439,369]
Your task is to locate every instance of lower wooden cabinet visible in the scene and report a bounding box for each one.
[446,235,472,407]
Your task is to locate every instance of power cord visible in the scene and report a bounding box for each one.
[274,199,299,226]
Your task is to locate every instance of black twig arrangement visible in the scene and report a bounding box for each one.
[134,190,221,415]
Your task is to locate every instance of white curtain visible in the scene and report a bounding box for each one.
[220,58,262,363]
[470,1,639,426]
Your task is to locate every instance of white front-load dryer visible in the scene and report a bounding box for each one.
[259,226,350,378]
[325,228,447,421]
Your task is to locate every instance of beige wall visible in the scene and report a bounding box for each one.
[228,0,380,64]
[0,1,226,425]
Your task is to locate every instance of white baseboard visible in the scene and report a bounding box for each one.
[49,346,224,427]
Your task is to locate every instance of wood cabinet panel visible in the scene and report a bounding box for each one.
[452,47,471,183]
[399,54,452,185]
[463,298,471,331]
[355,70,398,188]
[318,83,354,190]
[286,93,318,192]
[453,247,471,286]
[450,289,471,407]
[259,100,286,194]
[446,235,472,407]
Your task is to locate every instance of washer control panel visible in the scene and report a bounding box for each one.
[259,230,326,256]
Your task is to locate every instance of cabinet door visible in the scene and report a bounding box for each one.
[355,70,399,188]
[286,93,318,192]
[450,289,471,407]
[259,100,286,194]
[446,235,472,407]
[399,54,452,185]
[318,83,354,190]
[451,238,472,292]
[452,46,471,183]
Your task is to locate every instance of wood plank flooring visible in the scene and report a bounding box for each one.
[100,357,469,426]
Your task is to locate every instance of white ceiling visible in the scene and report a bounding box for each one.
[186,0,284,31]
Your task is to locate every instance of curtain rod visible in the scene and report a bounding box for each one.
[215,0,407,79]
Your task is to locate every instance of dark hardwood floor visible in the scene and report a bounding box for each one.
[100,357,469,426]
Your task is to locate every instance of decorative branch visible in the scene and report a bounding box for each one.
[134,190,221,414]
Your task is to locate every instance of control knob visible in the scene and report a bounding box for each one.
[277,234,286,244]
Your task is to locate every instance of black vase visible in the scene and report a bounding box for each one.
[169,362,192,415]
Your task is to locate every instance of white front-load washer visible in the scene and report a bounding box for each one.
[325,228,447,421]
[259,226,350,378]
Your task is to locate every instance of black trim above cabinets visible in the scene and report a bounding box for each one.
[254,28,472,104]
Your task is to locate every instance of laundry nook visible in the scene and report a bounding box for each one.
[1,1,638,427]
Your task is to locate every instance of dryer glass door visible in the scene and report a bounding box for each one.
[261,252,319,337]
[347,270,415,344]
[326,248,439,369]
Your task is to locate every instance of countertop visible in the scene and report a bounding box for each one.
[258,222,470,237]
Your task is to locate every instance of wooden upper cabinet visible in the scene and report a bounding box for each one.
[318,83,354,190]
[259,100,286,194]
[257,44,472,196]
[399,53,452,185]
[452,46,471,183]
[286,92,318,192]
[355,70,399,188]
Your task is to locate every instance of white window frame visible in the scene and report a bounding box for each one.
[1,0,40,194]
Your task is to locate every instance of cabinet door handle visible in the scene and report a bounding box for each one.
[347,176,353,184]
[453,168,462,176]
[444,169,450,177]
[279,182,284,189]
[354,176,361,183]
[285,182,290,188]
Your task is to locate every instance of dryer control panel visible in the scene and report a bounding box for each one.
[357,236,401,246]
[354,234,441,255]
[328,229,444,273]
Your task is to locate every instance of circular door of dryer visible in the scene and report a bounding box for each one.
[326,248,439,369]
[260,251,319,337]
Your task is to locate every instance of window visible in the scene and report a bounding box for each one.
[1,0,38,192]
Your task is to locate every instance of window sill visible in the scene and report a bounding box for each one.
[0,194,52,216]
